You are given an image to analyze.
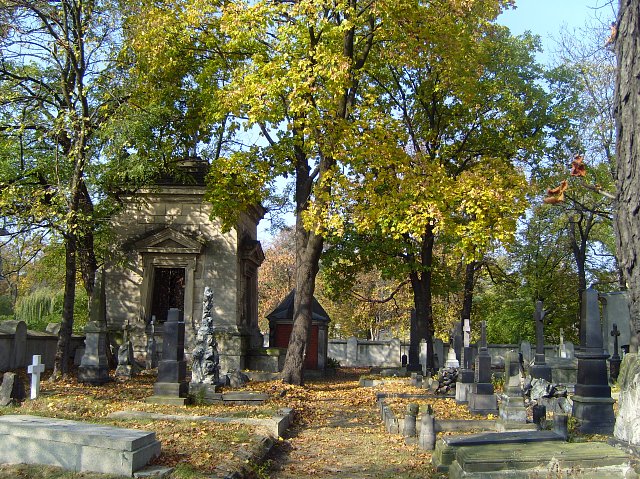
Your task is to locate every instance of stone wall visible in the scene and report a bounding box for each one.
[0,322,84,371]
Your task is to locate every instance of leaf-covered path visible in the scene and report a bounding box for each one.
[264,372,445,479]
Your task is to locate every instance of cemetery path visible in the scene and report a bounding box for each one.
[265,376,444,479]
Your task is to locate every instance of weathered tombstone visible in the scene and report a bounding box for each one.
[497,350,531,431]
[456,319,474,404]
[404,403,418,444]
[0,372,25,406]
[418,408,436,451]
[468,321,497,414]
[572,287,615,434]
[444,342,460,368]
[433,338,444,372]
[453,321,462,364]
[115,320,136,379]
[609,323,623,382]
[145,318,158,369]
[530,300,552,381]
[553,413,569,441]
[520,341,532,365]
[559,328,568,358]
[27,355,45,400]
[78,268,111,385]
[532,404,546,428]
[0,320,27,369]
[190,288,220,386]
[600,291,631,355]
[146,308,189,405]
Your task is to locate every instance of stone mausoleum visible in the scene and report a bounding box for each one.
[104,159,265,374]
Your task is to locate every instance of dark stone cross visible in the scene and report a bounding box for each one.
[479,320,487,351]
[609,323,622,382]
[531,300,552,381]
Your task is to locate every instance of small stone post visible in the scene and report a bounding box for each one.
[27,355,45,400]
[404,403,418,444]
[419,410,436,450]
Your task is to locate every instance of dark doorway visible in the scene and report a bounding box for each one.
[151,267,185,322]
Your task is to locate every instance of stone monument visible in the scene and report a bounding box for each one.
[78,268,110,385]
[0,372,25,406]
[115,320,137,379]
[27,355,45,400]
[146,308,189,405]
[455,318,474,404]
[609,323,622,382]
[530,300,552,381]
[497,350,532,431]
[468,321,497,414]
[189,288,222,402]
[572,287,615,434]
[145,318,158,369]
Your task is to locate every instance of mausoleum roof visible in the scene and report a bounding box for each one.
[266,289,330,323]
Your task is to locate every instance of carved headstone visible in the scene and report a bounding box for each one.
[497,350,528,429]
[468,321,497,414]
[115,320,137,379]
[146,308,189,405]
[0,372,25,406]
[146,318,158,369]
[572,287,615,434]
[78,268,111,385]
[530,300,552,381]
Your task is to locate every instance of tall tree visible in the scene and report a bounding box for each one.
[0,0,126,375]
[614,0,640,350]
[324,28,571,370]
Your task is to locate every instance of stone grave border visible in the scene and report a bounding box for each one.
[375,392,496,444]
[110,407,293,479]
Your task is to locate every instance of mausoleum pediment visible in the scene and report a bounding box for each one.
[134,228,204,254]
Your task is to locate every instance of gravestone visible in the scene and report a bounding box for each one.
[27,355,45,400]
[403,403,418,444]
[600,291,631,356]
[433,338,444,372]
[146,308,189,405]
[78,268,111,385]
[0,320,27,369]
[572,287,615,434]
[468,321,497,415]
[497,350,531,431]
[520,341,532,365]
[453,321,462,364]
[444,343,460,368]
[115,320,136,379]
[146,318,158,369]
[530,300,552,381]
[0,415,160,476]
[0,372,25,406]
[609,323,623,382]
[456,319,474,404]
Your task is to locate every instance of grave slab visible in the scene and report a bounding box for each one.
[0,414,160,476]
[432,430,562,472]
[448,441,631,479]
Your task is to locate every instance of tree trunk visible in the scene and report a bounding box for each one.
[53,236,77,378]
[280,143,324,385]
[614,0,640,352]
[408,227,435,372]
[460,260,477,322]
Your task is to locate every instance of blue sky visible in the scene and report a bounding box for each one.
[498,0,617,63]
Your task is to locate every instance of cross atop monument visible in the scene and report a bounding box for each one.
[611,323,621,359]
[27,355,45,399]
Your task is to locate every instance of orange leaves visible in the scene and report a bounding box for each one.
[543,179,568,204]
[570,154,586,177]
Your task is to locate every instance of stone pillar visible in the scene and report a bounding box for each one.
[346,336,358,367]
[146,308,189,405]
[78,321,111,385]
[572,288,615,434]
[497,350,529,431]
[530,300,552,381]
[468,321,497,414]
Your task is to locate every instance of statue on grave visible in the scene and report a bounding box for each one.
[191,287,220,384]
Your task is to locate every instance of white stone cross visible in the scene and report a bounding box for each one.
[463,319,471,348]
[27,355,45,400]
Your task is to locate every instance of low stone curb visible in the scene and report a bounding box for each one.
[108,407,293,438]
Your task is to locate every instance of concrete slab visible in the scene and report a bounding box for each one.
[449,441,631,478]
[432,430,562,472]
[0,415,161,476]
